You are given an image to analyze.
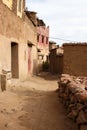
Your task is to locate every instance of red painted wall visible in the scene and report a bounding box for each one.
[37,26,49,49]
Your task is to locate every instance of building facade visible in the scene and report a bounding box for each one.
[49,47,63,74]
[49,43,87,76]
[0,0,37,81]
[37,19,49,72]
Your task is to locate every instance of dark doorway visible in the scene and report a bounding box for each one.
[28,44,32,74]
[11,42,19,78]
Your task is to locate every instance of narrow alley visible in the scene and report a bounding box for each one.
[0,73,78,130]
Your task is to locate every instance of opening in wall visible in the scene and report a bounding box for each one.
[11,42,19,78]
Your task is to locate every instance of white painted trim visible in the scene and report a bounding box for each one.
[2,0,13,10]
[17,0,23,18]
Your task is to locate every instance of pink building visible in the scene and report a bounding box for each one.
[37,18,49,72]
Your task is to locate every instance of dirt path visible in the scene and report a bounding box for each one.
[0,72,78,130]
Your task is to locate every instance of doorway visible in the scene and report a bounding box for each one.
[11,42,19,78]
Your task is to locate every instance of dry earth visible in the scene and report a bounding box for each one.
[0,72,78,130]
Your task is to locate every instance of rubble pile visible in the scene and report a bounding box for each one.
[58,74,87,129]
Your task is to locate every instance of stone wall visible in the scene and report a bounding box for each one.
[63,44,87,76]
[58,74,87,130]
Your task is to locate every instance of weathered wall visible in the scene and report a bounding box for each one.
[0,1,36,44]
[49,48,63,74]
[37,25,49,72]
[63,44,87,76]
[12,0,17,15]
[1,0,25,17]
[0,36,11,74]
[0,1,37,80]
[37,26,49,48]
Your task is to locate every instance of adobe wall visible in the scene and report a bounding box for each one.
[0,1,37,80]
[49,49,63,74]
[0,1,36,44]
[1,0,25,17]
[0,36,11,74]
[12,0,17,15]
[63,44,87,76]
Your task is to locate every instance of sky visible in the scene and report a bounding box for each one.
[26,0,87,45]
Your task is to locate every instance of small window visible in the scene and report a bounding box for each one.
[42,35,44,43]
[46,37,48,44]
[37,34,39,42]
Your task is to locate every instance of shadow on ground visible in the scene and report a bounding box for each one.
[37,72,59,81]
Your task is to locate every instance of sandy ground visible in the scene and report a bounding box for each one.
[0,72,78,130]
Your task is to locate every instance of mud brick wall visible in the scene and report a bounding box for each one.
[12,0,26,19]
[49,49,63,74]
[12,0,17,15]
[1,0,25,16]
[0,1,36,44]
[0,1,37,79]
[63,44,87,76]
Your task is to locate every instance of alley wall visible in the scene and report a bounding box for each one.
[0,1,37,80]
[63,44,87,76]
[49,48,63,74]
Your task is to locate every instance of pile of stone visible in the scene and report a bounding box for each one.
[58,74,87,130]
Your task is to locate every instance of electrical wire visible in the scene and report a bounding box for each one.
[49,36,79,43]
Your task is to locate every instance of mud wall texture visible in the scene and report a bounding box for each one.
[0,1,36,44]
[63,44,87,76]
[49,49,63,74]
[0,1,37,80]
